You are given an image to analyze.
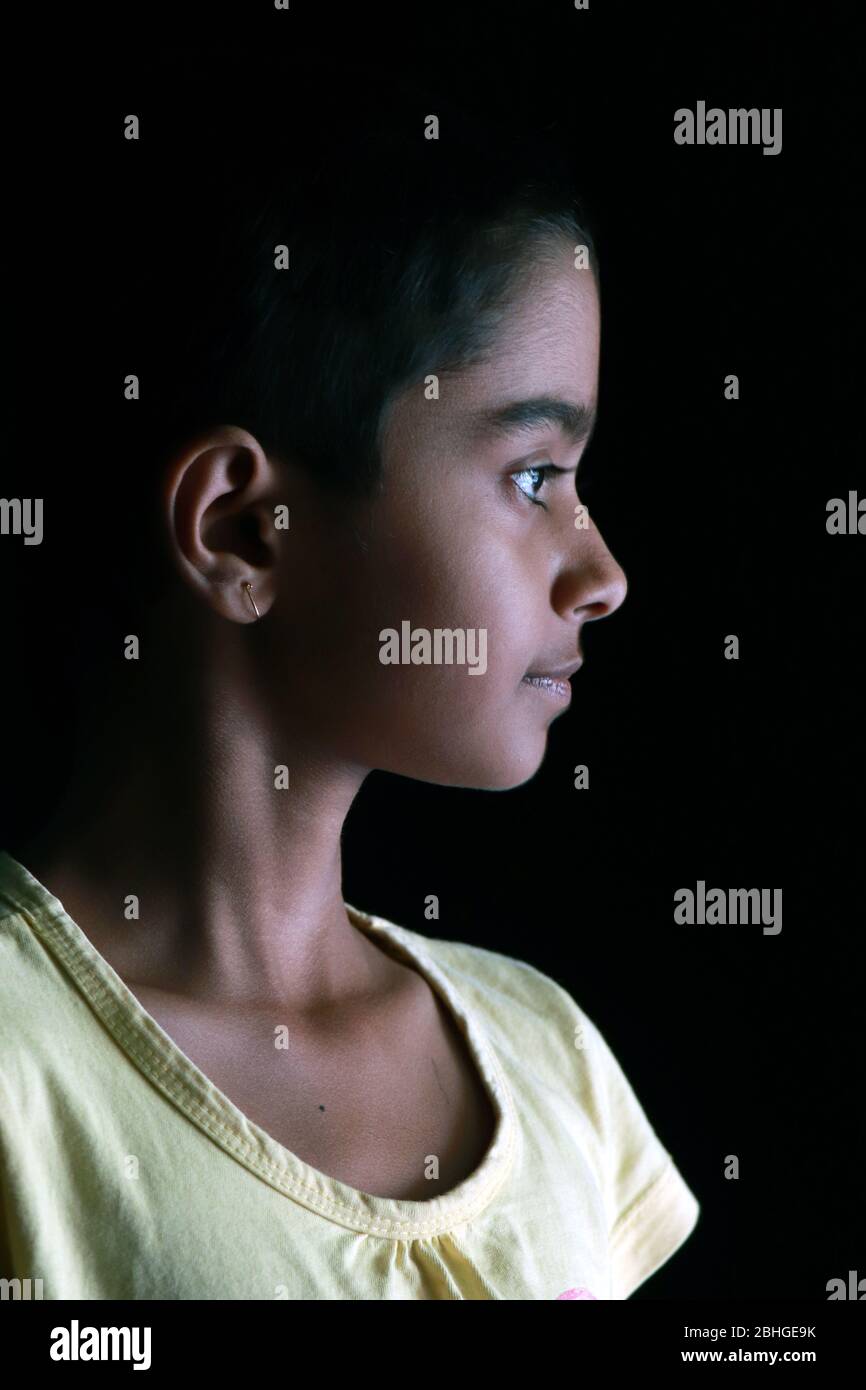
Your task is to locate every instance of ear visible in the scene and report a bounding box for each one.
[162,424,283,623]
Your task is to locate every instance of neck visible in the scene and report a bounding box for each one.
[13,630,383,1012]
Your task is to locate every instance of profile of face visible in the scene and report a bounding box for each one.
[173,241,628,791]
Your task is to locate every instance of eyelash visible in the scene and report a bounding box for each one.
[511,461,569,510]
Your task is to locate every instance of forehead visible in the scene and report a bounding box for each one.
[475,249,600,385]
[390,249,600,453]
[462,251,599,424]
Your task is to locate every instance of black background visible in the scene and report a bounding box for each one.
[3,1,863,1301]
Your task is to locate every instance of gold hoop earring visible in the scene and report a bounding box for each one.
[243,582,261,619]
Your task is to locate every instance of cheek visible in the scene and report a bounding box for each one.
[274,534,553,786]
[362,573,536,712]
[293,498,539,710]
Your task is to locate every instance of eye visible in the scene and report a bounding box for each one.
[510,461,568,509]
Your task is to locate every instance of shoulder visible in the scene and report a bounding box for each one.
[0,903,54,1058]
[371,916,623,1100]
[0,877,80,1107]
[392,919,585,1013]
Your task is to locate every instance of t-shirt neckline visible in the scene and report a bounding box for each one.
[0,849,517,1239]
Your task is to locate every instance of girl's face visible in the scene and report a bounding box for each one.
[270,242,627,789]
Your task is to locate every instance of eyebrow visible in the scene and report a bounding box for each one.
[470,395,598,450]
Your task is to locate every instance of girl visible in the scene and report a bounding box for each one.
[0,65,699,1300]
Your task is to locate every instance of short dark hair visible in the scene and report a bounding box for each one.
[111,60,598,509]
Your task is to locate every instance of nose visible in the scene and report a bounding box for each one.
[553,515,628,625]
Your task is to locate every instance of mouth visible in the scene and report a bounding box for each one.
[521,673,573,702]
[521,657,583,704]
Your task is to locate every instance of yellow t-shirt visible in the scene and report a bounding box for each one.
[0,850,699,1300]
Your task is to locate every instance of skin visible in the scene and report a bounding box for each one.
[16,241,626,1021]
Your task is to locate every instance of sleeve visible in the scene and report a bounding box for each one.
[578,1008,701,1299]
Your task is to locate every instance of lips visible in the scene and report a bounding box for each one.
[521,655,582,704]
[524,657,583,681]
[521,674,574,702]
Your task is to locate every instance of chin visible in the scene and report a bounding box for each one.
[377,711,549,789]
[414,742,547,792]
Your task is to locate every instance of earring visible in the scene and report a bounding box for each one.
[243,582,261,619]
